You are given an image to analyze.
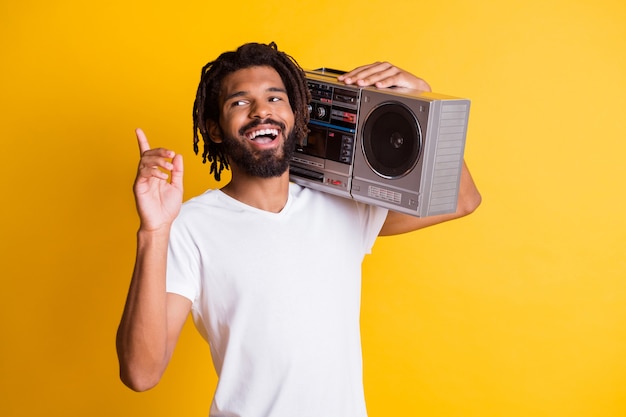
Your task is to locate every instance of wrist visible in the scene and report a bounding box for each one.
[136,226,171,242]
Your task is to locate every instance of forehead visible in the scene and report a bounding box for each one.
[219,66,286,98]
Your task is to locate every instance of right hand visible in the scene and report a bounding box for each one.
[133,128,183,232]
[338,61,431,92]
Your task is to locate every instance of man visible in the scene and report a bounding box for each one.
[116,42,481,417]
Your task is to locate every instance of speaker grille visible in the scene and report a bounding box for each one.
[367,185,402,204]
[428,103,468,213]
[361,102,421,179]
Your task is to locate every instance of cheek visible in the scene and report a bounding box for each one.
[220,112,244,134]
[283,106,296,126]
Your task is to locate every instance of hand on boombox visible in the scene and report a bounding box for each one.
[337,61,431,92]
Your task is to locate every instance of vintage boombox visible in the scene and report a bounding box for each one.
[289,68,471,217]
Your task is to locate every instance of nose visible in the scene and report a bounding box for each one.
[250,100,271,119]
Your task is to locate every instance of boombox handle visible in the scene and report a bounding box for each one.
[311,67,346,76]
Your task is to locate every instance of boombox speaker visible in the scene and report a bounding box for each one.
[289,68,470,217]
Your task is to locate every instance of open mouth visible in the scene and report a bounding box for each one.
[245,128,279,144]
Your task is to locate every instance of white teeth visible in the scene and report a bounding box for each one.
[247,128,279,140]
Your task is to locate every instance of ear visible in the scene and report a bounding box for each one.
[206,120,223,143]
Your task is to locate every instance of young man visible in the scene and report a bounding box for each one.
[117,42,481,417]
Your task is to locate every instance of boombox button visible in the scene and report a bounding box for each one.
[328,179,343,187]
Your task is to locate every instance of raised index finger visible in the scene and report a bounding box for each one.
[135,128,151,155]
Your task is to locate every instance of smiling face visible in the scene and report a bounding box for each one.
[208,65,297,178]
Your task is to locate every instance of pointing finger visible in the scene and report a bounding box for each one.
[135,128,151,155]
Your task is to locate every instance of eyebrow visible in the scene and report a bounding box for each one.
[223,86,288,103]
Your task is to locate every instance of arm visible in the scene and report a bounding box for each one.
[339,62,481,236]
[116,129,190,391]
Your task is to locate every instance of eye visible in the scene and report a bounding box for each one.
[269,96,282,102]
[232,99,248,107]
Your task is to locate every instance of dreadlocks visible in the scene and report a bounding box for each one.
[192,42,311,181]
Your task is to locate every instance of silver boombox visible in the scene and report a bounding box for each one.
[289,68,470,217]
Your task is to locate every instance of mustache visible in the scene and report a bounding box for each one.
[238,118,286,136]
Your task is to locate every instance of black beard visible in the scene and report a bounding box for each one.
[220,123,296,178]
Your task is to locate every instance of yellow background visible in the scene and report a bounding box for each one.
[2,0,625,416]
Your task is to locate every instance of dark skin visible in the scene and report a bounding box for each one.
[116,62,481,392]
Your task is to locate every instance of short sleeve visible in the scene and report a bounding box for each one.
[166,216,201,304]
[357,203,388,254]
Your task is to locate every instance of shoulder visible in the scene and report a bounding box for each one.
[182,188,221,208]
[171,188,231,230]
[288,183,355,212]
[178,188,241,216]
[288,182,387,226]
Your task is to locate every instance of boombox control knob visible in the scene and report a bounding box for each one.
[316,107,326,118]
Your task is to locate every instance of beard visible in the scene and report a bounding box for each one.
[219,120,297,178]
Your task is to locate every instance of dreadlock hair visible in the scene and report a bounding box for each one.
[192,42,311,181]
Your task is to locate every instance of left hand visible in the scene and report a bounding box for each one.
[338,61,431,92]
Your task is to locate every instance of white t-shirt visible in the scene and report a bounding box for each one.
[167,183,388,417]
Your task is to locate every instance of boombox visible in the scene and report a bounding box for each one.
[289,68,471,217]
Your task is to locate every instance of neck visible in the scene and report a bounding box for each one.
[221,168,291,213]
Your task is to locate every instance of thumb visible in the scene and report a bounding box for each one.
[170,153,184,190]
